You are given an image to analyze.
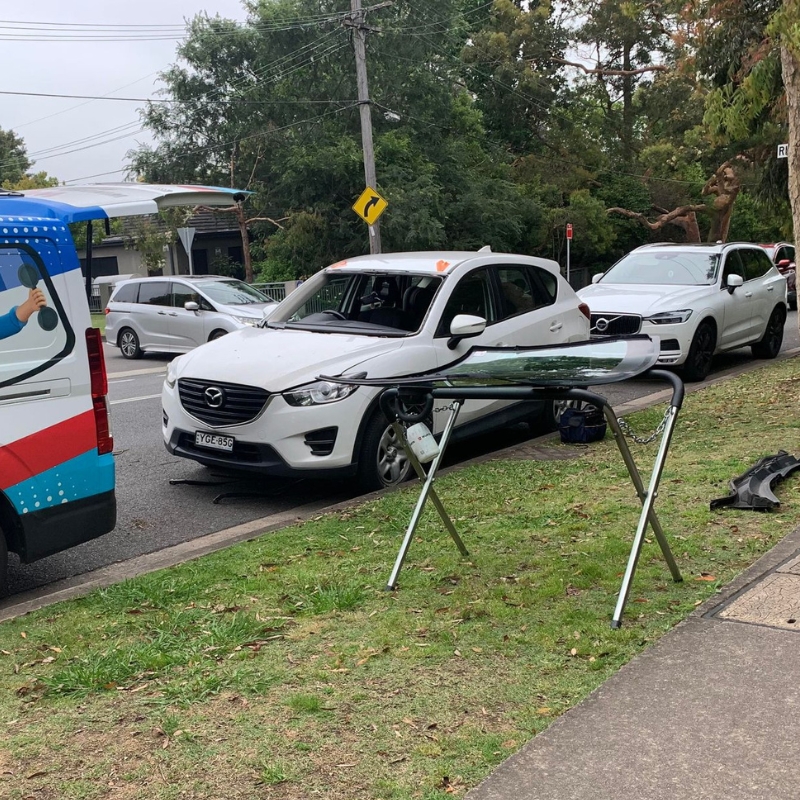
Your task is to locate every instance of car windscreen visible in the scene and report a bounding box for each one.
[269,272,442,335]
[195,279,272,305]
[601,252,720,286]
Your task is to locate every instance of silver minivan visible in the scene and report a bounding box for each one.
[105,275,278,358]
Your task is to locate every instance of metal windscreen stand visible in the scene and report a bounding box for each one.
[379,369,684,628]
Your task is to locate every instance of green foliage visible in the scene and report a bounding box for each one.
[0,127,31,185]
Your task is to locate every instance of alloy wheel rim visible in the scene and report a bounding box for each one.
[377,425,408,486]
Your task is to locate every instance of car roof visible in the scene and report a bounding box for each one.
[121,274,234,283]
[324,250,559,276]
[634,241,773,255]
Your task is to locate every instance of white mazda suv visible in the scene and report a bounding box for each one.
[162,250,590,491]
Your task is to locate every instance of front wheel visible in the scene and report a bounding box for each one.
[0,531,9,599]
[356,411,414,493]
[530,397,581,435]
[118,328,142,360]
[752,306,786,359]
[209,329,228,342]
[682,321,716,382]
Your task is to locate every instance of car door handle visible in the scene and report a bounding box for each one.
[169,312,178,316]
[745,291,753,298]
[157,310,167,315]
[767,286,774,292]
[549,322,563,332]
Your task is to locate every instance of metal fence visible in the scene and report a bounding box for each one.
[252,282,289,302]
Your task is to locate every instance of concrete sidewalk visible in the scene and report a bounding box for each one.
[466,521,800,800]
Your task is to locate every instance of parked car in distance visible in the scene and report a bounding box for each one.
[759,242,796,310]
[578,242,787,382]
[162,250,591,491]
[105,275,279,359]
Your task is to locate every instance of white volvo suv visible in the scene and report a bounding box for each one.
[162,251,590,491]
[578,242,787,381]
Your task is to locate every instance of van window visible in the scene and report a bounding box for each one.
[137,280,171,306]
[112,283,138,303]
[0,243,74,389]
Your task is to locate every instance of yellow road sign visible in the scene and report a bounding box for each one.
[352,186,388,225]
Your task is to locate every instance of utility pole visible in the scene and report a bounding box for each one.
[346,0,391,254]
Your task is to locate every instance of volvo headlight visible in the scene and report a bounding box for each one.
[283,380,358,407]
[232,315,258,326]
[645,309,693,325]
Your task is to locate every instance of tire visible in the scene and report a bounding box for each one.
[531,397,581,434]
[0,532,9,599]
[118,327,143,360]
[209,329,228,341]
[682,321,716,382]
[356,411,414,493]
[752,306,786,359]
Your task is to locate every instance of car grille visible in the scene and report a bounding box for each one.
[178,378,269,427]
[590,313,642,337]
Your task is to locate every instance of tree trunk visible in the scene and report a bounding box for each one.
[235,201,254,284]
[702,162,741,243]
[621,40,634,165]
[782,43,800,258]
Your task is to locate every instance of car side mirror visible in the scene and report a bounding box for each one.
[184,301,200,311]
[447,314,486,350]
[726,274,744,294]
[591,273,603,284]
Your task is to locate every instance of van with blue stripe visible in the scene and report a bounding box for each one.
[0,183,245,595]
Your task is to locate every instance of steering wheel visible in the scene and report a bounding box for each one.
[322,309,347,320]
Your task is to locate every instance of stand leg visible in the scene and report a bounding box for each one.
[605,406,682,628]
[386,402,465,590]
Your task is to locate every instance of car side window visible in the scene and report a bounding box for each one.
[776,245,795,265]
[739,248,772,281]
[531,266,557,306]
[137,280,171,306]
[172,283,210,310]
[112,283,138,303]
[497,267,536,319]
[721,252,745,287]
[436,268,495,336]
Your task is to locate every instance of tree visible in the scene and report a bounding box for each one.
[0,128,31,186]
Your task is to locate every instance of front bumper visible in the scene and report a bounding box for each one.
[162,378,377,476]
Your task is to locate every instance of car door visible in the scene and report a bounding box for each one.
[429,263,575,430]
[739,247,781,338]
[133,280,173,350]
[716,251,754,348]
[169,281,211,351]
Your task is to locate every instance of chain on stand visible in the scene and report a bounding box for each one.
[616,406,670,445]
[433,403,458,414]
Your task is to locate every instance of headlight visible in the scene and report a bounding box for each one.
[645,310,693,325]
[232,316,258,326]
[283,380,358,407]
[165,359,178,388]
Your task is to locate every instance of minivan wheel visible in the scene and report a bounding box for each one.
[751,306,786,359]
[357,411,413,493]
[209,329,227,341]
[119,328,143,359]
[682,321,716,382]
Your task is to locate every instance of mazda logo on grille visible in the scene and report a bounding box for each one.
[204,387,225,408]
[595,317,609,333]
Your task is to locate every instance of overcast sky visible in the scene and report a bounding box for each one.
[2,1,248,184]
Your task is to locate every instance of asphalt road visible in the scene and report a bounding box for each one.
[6,312,799,594]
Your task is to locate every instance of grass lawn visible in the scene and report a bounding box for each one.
[90,312,106,336]
[2,357,800,799]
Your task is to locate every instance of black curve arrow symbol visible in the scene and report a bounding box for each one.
[363,195,380,217]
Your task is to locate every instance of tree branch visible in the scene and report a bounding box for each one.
[551,57,669,77]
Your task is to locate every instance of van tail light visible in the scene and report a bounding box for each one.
[104,307,111,315]
[85,328,114,455]
[578,302,591,321]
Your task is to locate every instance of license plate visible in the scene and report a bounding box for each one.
[195,431,235,452]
